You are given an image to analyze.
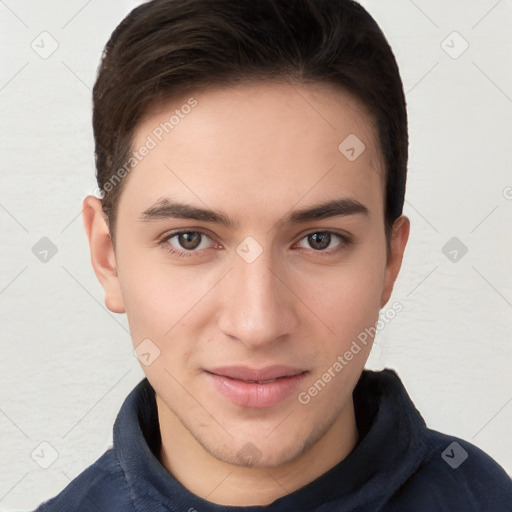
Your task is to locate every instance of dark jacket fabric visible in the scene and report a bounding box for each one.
[33,369,512,511]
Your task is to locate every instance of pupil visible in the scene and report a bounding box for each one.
[309,233,330,250]
[179,232,201,250]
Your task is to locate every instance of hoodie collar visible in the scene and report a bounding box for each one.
[114,369,429,511]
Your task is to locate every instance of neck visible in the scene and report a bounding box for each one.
[156,396,359,507]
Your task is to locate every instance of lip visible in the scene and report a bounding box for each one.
[205,365,308,408]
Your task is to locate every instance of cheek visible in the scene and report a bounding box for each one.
[296,247,387,341]
[117,250,215,344]
[296,253,386,404]
[118,263,209,385]
[117,266,167,339]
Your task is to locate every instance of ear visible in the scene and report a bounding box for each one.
[380,215,410,308]
[82,196,126,314]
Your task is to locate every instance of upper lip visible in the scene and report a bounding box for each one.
[206,365,307,382]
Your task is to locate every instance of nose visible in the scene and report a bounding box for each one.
[217,247,299,349]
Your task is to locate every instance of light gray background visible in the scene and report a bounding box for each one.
[1,0,511,510]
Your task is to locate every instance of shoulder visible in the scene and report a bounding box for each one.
[32,449,134,512]
[390,428,512,511]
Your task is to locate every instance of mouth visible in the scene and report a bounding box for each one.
[204,365,309,408]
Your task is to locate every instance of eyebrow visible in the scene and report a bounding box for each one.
[286,198,369,224]
[139,197,369,228]
[140,198,236,228]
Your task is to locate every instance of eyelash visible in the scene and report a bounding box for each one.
[159,229,215,258]
[296,231,353,256]
[158,229,353,258]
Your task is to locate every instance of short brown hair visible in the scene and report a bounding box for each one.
[93,0,408,247]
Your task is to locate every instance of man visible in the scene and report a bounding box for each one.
[34,0,512,510]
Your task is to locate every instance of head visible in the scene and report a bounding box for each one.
[84,0,409,471]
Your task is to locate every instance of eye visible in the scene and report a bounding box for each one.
[296,231,350,252]
[161,230,215,256]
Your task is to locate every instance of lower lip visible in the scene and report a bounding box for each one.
[205,371,308,408]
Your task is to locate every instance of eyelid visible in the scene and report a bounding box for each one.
[157,228,353,258]
[158,228,215,244]
[157,228,220,256]
[294,228,352,244]
[292,230,353,253]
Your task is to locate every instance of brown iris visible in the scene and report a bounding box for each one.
[308,233,331,250]
[178,232,202,250]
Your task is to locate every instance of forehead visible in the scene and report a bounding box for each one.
[119,81,384,222]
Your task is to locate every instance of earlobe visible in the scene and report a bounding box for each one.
[82,196,126,314]
[380,215,410,308]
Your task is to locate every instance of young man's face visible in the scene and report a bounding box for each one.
[84,82,408,471]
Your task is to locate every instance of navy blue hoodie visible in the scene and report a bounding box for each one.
[33,369,512,511]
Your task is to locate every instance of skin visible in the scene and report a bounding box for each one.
[83,81,409,506]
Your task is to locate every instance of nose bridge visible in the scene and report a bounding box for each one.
[218,244,297,347]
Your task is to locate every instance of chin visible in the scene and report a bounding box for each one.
[202,433,306,469]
